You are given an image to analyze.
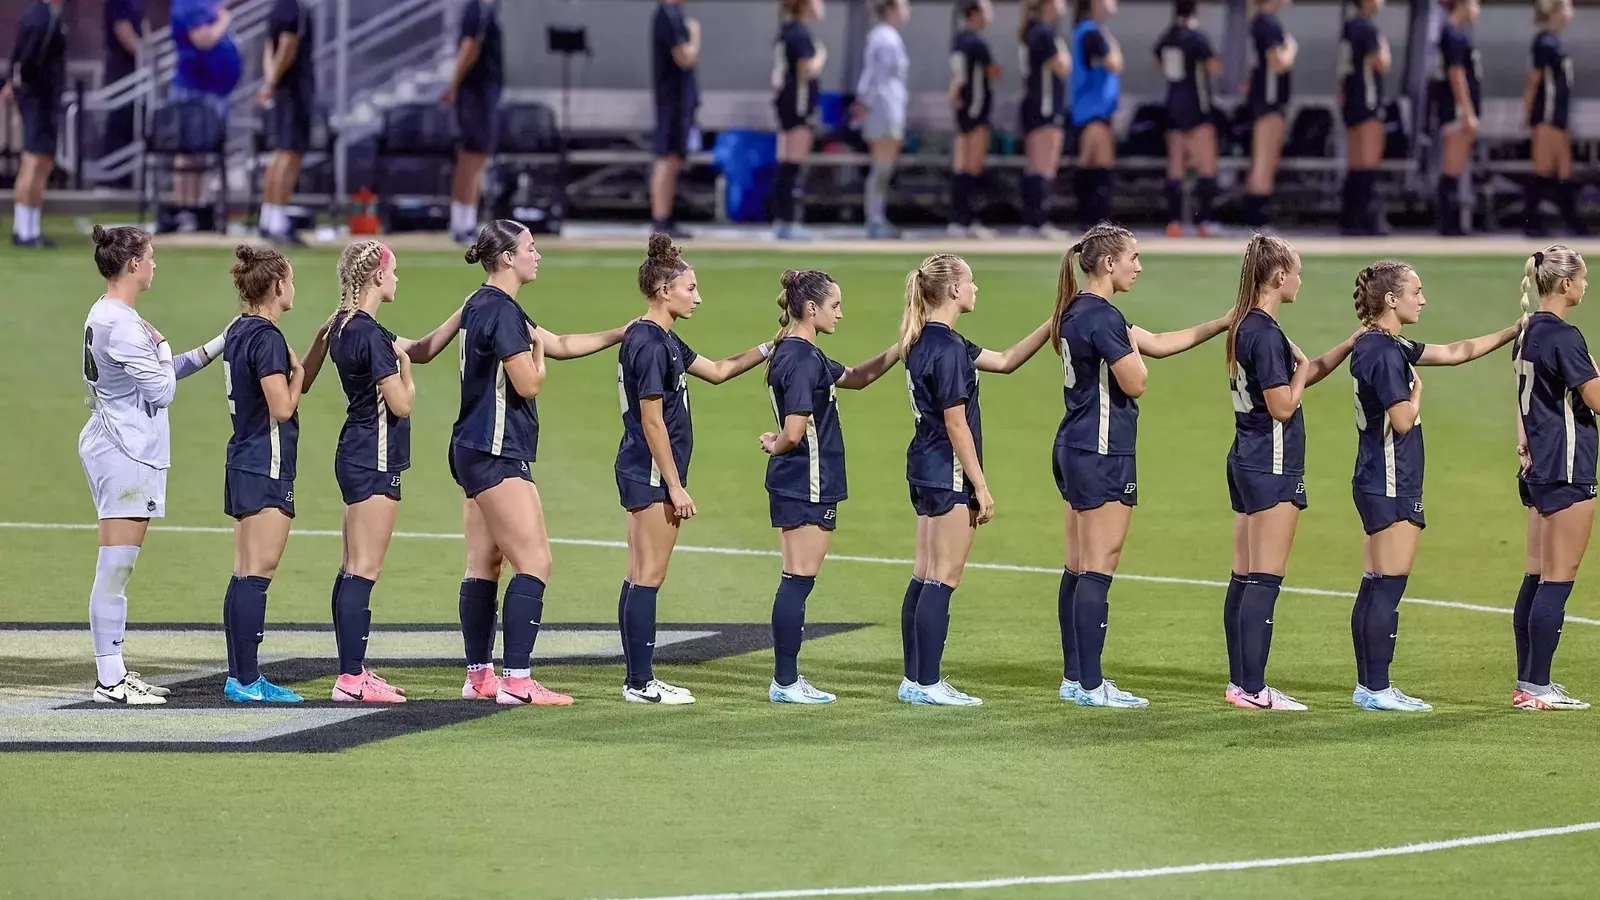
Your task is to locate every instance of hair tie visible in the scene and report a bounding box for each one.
[1363,266,1374,278]
[1534,251,1546,268]
[1069,242,1085,255]
[671,259,690,279]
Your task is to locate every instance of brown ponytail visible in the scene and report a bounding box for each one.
[1225,234,1297,369]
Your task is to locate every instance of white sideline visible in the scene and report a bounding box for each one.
[595,821,1600,900]
[2,520,1596,627]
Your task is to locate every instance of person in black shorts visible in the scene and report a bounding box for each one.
[772,0,827,240]
[1153,0,1222,238]
[1430,0,1481,235]
[1243,0,1296,230]
[1017,0,1072,238]
[4,0,66,248]
[650,0,700,237]
[255,0,315,244]
[1525,0,1582,236]
[443,0,504,245]
[1338,0,1392,235]
[948,0,999,238]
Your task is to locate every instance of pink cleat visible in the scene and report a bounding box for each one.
[496,676,574,707]
[364,669,405,696]
[333,671,406,703]
[1232,685,1308,711]
[462,668,501,700]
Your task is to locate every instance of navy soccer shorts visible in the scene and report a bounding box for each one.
[769,494,838,531]
[449,445,531,499]
[1524,480,1598,516]
[224,469,296,520]
[908,483,979,518]
[1054,446,1138,510]
[1226,460,1306,515]
[335,458,402,506]
[1352,490,1425,534]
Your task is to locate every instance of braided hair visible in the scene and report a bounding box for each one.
[334,240,392,332]
[1352,260,1414,332]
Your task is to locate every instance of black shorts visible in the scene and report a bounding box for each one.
[335,458,402,506]
[908,483,979,518]
[456,86,501,154]
[1434,95,1479,130]
[1530,106,1570,132]
[1342,104,1380,128]
[1524,480,1598,516]
[1021,107,1068,134]
[617,473,672,512]
[955,110,991,134]
[449,445,530,499]
[1353,490,1425,534]
[1167,105,1210,132]
[265,84,313,153]
[1248,98,1288,122]
[1054,446,1137,510]
[224,469,296,520]
[17,89,59,156]
[1226,461,1307,515]
[770,494,837,530]
[653,100,696,157]
[774,93,816,132]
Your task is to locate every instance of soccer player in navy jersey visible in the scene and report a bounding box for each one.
[443,0,504,245]
[1339,0,1392,235]
[1345,259,1518,711]
[1243,0,1296,230]
[898,254,1054,707]
[453,221,629,707]
[616,235,772,705]
[1218,235,1356,711]
[1051,224,1228,709]
[772,0,828,240]
[1510,246,1598,710]
[220,246,331,704]
[323,241,463,703]
[949,0,999,238]
[1525,0,1581,237]
[1431,0,1482,235]
[1070,0,1122,229]
[1017,0,1071,238]
[1154,1,1222,237]
[759,270,901,703]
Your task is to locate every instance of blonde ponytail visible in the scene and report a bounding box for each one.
[335,240,390,332]
[900,254,966,356]
[1523,245,1585,312]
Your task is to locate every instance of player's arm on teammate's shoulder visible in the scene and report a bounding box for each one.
[399,305,464,363]
[531,320,628,360]
[975,317,1053,374]
[837,343,901,390]
[1129,311,1231,359]
[1417,320,1521,366]
[1298,327,1362,387]
[296,317,335,393]
[171,319,231,380]
[687,342,769,384]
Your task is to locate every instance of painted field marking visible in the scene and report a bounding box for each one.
[598,821,1600,900]
[3,521,1594,626]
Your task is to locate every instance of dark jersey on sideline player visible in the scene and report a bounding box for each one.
[1154,22,1215,131]
[456,0,503,155]
[1530,31,1572,130]
[775,20,818,130]
[1517,311,1599,490]
[616,319,698,490]
[1432,21,1481,127]
[952,28,994,132]
[1020,19,1068,132]
[652,1,697,157]
[1248,11,1291,119]
[266,0,315,152]
[905,322,983,492]
[766,337,848,504]
[1340,15,1384,125]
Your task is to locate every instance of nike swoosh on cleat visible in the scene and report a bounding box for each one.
[633,691,662,703]
[112,639,124,646]
[505,692,532,704]
[1241,694,1272,709]
[338,689,363,701]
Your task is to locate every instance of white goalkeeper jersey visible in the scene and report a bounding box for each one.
[79,297,177,469]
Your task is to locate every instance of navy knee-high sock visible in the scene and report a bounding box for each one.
[1195,177,1218,224]
[914,581,954,686]
[1072,572,1113,691]
[1091,168,1115,224]
[774,162,801,224]
[950,172,971,227]
[624,584,660,688]
[458,577,498,668]
[1513,572,1539,682]
[1243,193,1269,228]
[222,576,240,679]
[1363,574,1407,691]
[330,569,345,647]
[336,574,376,677]
[1350,573,1374,688]
[1437,174,1462,233]
[500,574,545,672]
[1223,572,1248,687]
[1163,179,1184,225]
[1527,580,1574,686]
[1239,572,1283,695]
[1022,173,1048,228]
[232,575,270,685]
[1556,179,1587,235]
[1058,569,1081,682]
[963,174,984,223]
[617,579,633,684]
[901,577,923,682]
[772,573,816,686]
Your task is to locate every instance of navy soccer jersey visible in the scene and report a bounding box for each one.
[1057,293,1138,457]
[652,2,697,111]
[1432,23,1481,122]
[905,322,984,491]
[223,315,298,481]
[952,29,994,126]
[13,1,67,96]
[1227,309,1304,476]
[1530,32,1572,129]
[268,0,314,92]
[1249,13,1291,114]
[765,338,848,504]
[331,311,409,474]
[1350,331,1427,497]
[1340,16,1383,119]
[1154,23,1215,127]
[104,0,143,82]
[1516,311,1599,485]
[775,21,818,124]
[458,0,503,92]
[616,320,698,487]
[1021,21,1068,124]
[451,285,538,461]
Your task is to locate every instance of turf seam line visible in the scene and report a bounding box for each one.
[595,820,1600,900]
[4,520,1594,626]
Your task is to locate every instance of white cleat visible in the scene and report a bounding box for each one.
[1231,685,1308,711]
[124,671,171,697]
[624,679,695,705]
[769,676,836,704]
[1515,683,1590,711]
[897,677,918,703]
[1059,678,1083,702]
[1074,679,1149,709]
[1354,685,1432,711]
[908,678,983,706]
[94,678,166,705]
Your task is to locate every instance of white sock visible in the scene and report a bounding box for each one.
[504,667,531,679]
[466,663,493,673]
[12,203,24,237]
[90,546,139,685]
[452,202,476,235]
[260,204,279,233]
[27,205,42,238]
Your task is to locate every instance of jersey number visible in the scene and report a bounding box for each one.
[1161,47,1187,83]
[1063,354,1076,390]
[1516,356,1535,416]
[906,369,921,422]
[82,327,100,382]
[1230,363,1252,414]
[223,360,236,415]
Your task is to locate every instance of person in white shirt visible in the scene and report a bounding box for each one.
[855,0,911,239]
[79,224,227,704]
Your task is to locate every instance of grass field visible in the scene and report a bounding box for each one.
[3,237,1600,899]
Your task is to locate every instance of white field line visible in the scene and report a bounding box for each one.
[3,521,1596,626]
[595,821,1600,900]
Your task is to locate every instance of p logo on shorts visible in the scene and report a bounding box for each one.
[285,490,295,502]
[1296,482,1307,494]
[1124,483,1136,494]
[391,476,402,487]
[823,509,836,520]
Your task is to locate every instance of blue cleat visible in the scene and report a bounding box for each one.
[1059,678,1083,703]
[908,678,983,706]
[251,677,304,703]
[1074,679,1149,709]
[224,676,264,703]
[1354,685,1432,711]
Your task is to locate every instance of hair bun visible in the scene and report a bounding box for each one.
[235,244,263,264]
[91,224,110,246]
[463,246,482,264]
[647,232,675,260]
